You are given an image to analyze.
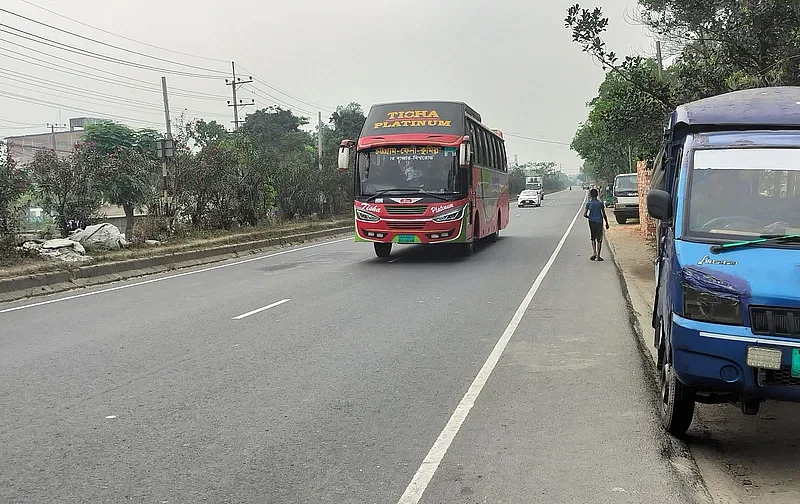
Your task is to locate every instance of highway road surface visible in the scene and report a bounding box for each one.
[0,189,702,503]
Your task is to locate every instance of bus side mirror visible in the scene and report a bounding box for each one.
[338,140,353,172]
[459,136,471,166]
[647,189,672,220]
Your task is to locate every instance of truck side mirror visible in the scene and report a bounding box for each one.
[338,139,353,172]
[459,136,471,166]
[647,189,672,220]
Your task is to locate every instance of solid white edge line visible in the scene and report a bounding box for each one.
[232,298,291,320]
[0,237,350,314]
[396,195,587,504]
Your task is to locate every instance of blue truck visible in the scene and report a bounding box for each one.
[647,86,800,437]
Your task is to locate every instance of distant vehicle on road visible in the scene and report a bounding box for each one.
[526,176,544,198]
[517,188,542,207]
[648,86,800,438]
[338,101,509,258]
[612,173,639,224]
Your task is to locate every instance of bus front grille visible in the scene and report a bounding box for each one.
[385,205,427,215]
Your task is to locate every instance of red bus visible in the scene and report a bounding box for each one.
[337,101,510,258]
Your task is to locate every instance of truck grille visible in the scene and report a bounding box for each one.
[387,222,425,230]
[762,367,800,387]
[750,306,800,337]
[385,205,427,215]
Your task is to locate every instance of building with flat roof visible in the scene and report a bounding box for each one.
[4,117,105,165]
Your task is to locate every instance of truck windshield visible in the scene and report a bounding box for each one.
[357,145,460,195]
[614,175,637,196]
[688,148,800,238]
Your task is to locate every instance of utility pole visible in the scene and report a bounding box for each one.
[225,61,254,130]
[318,112,323,171]
[656,41,663,78]
[46,122,65,151]
[160,76,173,218]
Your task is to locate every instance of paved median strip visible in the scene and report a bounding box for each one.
[233,299,291,320]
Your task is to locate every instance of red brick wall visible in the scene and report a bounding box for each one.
[638,160,657,238]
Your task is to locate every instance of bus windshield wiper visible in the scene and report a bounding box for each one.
[710,234,800,253]
[365,188,451,202]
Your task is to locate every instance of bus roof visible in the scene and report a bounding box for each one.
[368,100,481,122]
[672,86,800,133]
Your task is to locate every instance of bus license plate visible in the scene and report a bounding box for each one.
[397,235,416,243]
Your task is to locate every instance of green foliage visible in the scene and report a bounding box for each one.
[563,1,800,182]
[82,120,160,238]
[28,146,103,236]
[0,141,28,254]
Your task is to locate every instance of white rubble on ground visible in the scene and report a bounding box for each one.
[68,223,130,250]
[19,238,92,262]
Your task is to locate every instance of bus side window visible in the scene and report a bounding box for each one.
[475,127,485,167]
[468,121,478,164]
[488,134,496,170]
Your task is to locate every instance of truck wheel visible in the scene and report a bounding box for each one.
[374,243,392,258]
[615,215,627,225]
[659,362,695,438]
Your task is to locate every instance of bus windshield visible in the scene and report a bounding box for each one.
[357,145,460,195]
[688,148,800,238]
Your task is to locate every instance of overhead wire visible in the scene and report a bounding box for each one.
[0,42,230,100]
[505,132,572,147]
[14,0,231,64]
[0,7,229,75]
[0,24,222,79]
[3,2,336,126]
[0,90,167,127]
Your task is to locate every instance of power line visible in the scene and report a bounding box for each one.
[0,68,231,119]
[0,42,230,100]
[237,65,334,113]
[0,90,165,127]
[7,1,334,117]
[505,132,572,146]
[246,85,318,117]
[1,7,229,75]
[0,24,222,79]
[14,0,231,64]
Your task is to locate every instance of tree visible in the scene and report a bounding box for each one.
[28,147,103,236]
[0,141,28,253]
[83,121,161,239]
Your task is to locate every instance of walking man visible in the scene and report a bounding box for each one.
[584,188,609,261]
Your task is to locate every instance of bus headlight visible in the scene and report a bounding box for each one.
[682,285,742,325]
[355,208,379,222]
[432,206,465,223]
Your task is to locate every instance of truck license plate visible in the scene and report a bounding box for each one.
[747,346,782,370]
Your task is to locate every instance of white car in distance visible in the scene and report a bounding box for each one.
[517,189,542,207]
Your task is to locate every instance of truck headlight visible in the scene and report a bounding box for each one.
[682,284,742,325]
[355,208,379,222]
[432,206,464,223]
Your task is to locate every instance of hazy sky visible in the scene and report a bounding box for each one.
[0,0,657,175]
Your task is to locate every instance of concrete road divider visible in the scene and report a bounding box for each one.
[0,225,353,303]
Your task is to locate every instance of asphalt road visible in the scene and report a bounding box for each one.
[0,189,700,503]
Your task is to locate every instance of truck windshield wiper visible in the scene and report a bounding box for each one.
[365,188,451,202]
[710,234,800,253]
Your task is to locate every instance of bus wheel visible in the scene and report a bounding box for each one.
[460,240,474,256]
[374,243,392,258]
[659,360,695,438]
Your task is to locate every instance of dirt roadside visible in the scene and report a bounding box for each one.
[605,217,800,504]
